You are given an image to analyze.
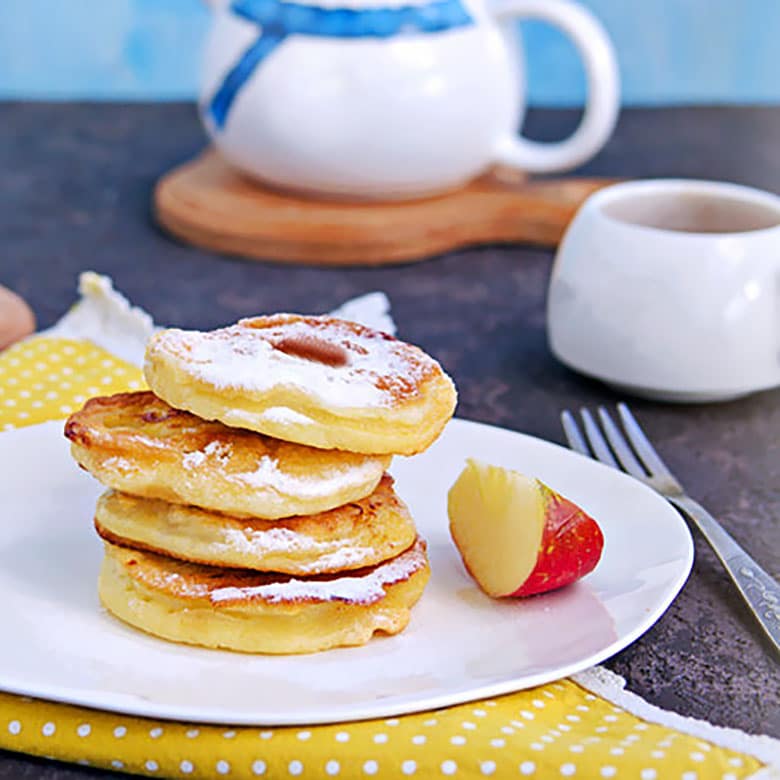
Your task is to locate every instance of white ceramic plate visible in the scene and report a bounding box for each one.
[0,419,692,725]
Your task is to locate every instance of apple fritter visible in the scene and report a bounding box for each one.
[65,391,390,519]
[94,474,416,575]
[143,314,457,455]
[98,538,430,654]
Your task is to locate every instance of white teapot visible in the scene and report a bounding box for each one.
[200,0,619,199]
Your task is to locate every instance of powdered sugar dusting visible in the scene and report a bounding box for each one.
[128,434,167,449]
[182,440,232,469]
[102,456,134,474]
[158,570,211,600]
[231,454,280,486]
[148,316,439,410]
[182,450,205,469]
[210,539,426,606]
[259,407,315,426]
[218,527,378,574]
[204,440,232,462]
[228,456,380,499]
[220,526,309,555]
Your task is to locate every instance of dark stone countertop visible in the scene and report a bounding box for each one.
[1,103,779,778]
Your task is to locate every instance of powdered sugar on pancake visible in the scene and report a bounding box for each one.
[218,526,378,574]
[147,315,440,410]
[257,407,316,426]
[210,539,427,606]
[102,456,135,474]
[128,434,167,449]
[227,455,382,499]
[182,450,206,469]
[157,570,211,600]
[217,407,317,431]
[177,438,382,499]
[228,454,281,487]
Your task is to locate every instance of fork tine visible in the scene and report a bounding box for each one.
[561,410,590,456]
[580,408,619,468]
[597,406,647,480]
[617,403,675,478]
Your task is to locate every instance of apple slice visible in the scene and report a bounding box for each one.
[447,459,604,598]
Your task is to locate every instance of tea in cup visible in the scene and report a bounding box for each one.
[547,179,780,402]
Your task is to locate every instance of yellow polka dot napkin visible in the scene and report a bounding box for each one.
[0,336,144,430]
[0,680,770,780]
[0,274,777,779]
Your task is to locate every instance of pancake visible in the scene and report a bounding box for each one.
[143,314,457,455]
[94,474,417,575]
[99,538,430,654]
[65,391,390,519]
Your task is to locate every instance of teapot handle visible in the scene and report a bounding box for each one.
[490,0,620,174]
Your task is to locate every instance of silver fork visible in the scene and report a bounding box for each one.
[561,402,780,655]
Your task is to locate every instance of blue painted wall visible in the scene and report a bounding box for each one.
[1,0,778,104]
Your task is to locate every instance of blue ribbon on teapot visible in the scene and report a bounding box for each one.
[207,0,473,129]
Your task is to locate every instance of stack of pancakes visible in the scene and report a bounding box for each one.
[65,314,457,654]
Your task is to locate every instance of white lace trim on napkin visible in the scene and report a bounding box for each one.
[575,667,780,774]
[43,272,156,367]
[329,290,396,336]
[43,272,396,368]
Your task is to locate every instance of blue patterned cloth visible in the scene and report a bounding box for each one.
[208,0,473,128]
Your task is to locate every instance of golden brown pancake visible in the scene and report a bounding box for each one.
[65,391,390,519]
[94,474,417,575]
[143,314,457,455]
[99,538,430,654]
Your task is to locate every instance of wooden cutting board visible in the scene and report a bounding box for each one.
[0,285,35,351]
[154,150,615,266]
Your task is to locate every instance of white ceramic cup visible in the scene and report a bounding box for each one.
[200,0,619,199]
[547,179,780,402]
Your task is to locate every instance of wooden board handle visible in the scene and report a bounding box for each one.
[155,150,617,266]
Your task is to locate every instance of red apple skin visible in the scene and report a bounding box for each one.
[508,485,604,598]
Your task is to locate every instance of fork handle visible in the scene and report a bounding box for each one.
[670,496,780,655]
